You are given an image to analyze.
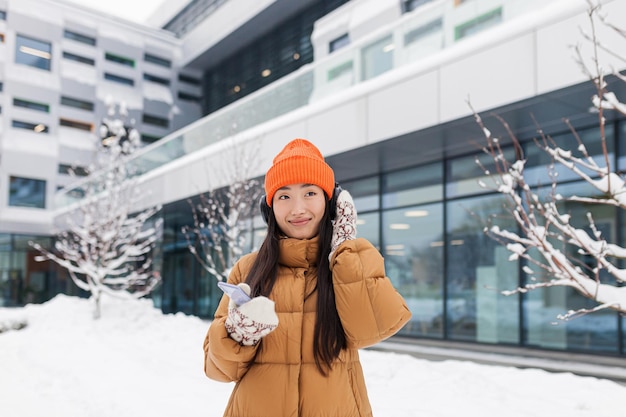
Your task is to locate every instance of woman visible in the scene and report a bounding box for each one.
[203,138,412,417]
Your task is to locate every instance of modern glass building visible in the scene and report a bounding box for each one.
[3,0,625,358]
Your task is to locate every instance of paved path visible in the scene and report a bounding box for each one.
[370,337,626,383]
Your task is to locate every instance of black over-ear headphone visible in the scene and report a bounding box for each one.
[259,183,343,224]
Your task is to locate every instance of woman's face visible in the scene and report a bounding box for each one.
[272,183,327,239]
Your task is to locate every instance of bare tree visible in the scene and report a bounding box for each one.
[31,101,162,319]
[475,0,626,320]
[183,140,262,282]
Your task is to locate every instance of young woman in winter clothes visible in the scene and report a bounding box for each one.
[203,138,412,417]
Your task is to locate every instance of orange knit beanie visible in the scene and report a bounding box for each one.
[264,138,335,206]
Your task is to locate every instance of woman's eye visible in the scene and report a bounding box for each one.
[305,191,316,197]
[278,194,289,200]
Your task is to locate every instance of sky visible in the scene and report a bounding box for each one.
[1,294,625,417]
[62,0,167,24]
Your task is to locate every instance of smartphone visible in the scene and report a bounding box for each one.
[217,282,251,306]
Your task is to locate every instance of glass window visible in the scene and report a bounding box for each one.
[404,19,442,46]
[524,124,614,186]
[178,92,201,102]
[60,96,94,111]
[13,98,49,113]
[15,34,51,71]
[0,10,6,20]
[446,147,515,198]
[144,53,171,68]
[446,194,520,343]
[12,120,48,133]
[141,134,161,144]
[60,118,92,132]
[58,164,89,176]
[62,51,95,66]
[9,176,46,208]
[327,61,353,81]
[105,52,135,67]
[104,73,134,86]
[525,180,619,353]
[616,120,626,170]
[361,35,394,81]
[341,176,380,212]
[384,202,444,338]
[179,74,201,85]
[329,33,349,53]
[64,30,96,46]
[143,114,169,128]
[403,0,435,13]
[455,7,502,40]
[143,73,170,86]
[383,163,443,208]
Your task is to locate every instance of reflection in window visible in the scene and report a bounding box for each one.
[383,163,442,208]
[525,180,618,353]
[361,35,394,81]
[524,124,614,186]
[384,202,444,338]
[341,176,380,212]
[446,147,515,198]
[15,34,52,71]
[446,194,519,343]
[9,176,46,208]
[12,120,48,133]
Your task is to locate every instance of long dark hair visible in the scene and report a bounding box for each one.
[245,198,347,375]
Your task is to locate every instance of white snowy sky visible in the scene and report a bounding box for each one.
[62,0,167,24]
[1,295,624,417]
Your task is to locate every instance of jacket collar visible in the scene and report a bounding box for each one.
[278,236,319,268]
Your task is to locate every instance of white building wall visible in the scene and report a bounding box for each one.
[135,0,626,212]
[0,0,200,235]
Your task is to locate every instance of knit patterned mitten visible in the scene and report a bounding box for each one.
[224,283,279,346]
[329,190,357,261]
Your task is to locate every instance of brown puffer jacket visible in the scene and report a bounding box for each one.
[203,237,412,417]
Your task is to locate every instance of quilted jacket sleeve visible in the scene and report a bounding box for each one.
[203,256,259,382]
[330,237,412,349]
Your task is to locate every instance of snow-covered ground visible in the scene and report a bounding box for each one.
[1,295,624,417]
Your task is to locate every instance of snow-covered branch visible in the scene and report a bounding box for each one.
[475,1,626,320]
[31,100,162,319]
[182,141,262,282]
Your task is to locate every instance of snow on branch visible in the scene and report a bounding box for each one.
[31,100,162,319]
[473,1,626,320]
[182,140,262,282]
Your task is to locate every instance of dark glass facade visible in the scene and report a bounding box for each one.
[202,0,349,115]
[0,234,73,307]
[147,118,624,356]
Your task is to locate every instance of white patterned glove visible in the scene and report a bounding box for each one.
[224,283,279,346]
[329,190,357,261]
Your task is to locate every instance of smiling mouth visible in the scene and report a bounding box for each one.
[290,218,310,226]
